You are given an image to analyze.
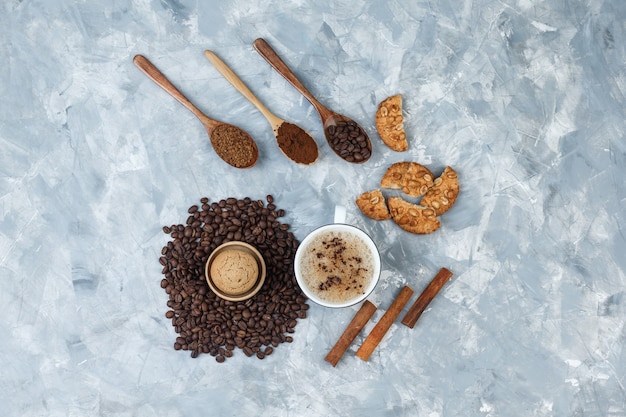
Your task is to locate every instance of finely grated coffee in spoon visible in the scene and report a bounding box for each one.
[211,124,258,168]
[276,122,318,165]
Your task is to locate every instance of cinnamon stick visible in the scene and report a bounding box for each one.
[355,286,414,361]
[324,300,377,367]
[401,267,453,329]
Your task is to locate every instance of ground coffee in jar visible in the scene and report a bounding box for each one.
[159,195,308,362]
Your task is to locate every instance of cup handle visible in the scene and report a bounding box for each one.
[334,205,347,224]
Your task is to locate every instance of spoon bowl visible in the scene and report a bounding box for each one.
[204,50,318,165]
[252,38,372,163]
[133,54,258,168]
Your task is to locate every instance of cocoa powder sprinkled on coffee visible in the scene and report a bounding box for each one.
[276,122,318,165]
[211,124,258,168]
[159,195,308,362]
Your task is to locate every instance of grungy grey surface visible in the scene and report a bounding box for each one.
[1,0,625,416]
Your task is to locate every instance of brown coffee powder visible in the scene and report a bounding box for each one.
[276,122,318,165]
[211,124,258,168]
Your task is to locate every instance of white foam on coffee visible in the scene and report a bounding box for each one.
[298,228,376,305]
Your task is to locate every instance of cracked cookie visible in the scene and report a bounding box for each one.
[356,189,391,220]
[402,162,434,197]
[420,166,459,216]
[380,161,411,189]
[380,162,434,197]
[387,197,440,234]
[375,94,408,152]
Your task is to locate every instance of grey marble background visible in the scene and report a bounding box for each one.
[2,0,625,416]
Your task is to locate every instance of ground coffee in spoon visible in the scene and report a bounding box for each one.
[211,124,257,168]
[276,122,318,165]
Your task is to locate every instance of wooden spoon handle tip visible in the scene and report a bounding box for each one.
[204,50,279,126]
[133,54,212,126]
[252,38,326,113]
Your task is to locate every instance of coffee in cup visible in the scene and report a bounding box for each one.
[294,223,380,308]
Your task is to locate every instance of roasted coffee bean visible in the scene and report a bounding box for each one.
[158,196,308,362]
[325,119,371,163]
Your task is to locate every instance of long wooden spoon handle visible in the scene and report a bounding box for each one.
[253,38,330,118]
[133,54,214,126]
[204,50,279,126]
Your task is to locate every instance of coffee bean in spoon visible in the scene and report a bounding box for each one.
[325,117,372,163]
[252,38,372,164]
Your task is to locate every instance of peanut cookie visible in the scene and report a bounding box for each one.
[375,94,408,152]
[387,197,440,234]
[380,161,411,189]
[420,166,459,216]
[356,189,391,221]
[402,162,434,197]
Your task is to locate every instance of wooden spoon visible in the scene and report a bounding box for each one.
[204,50,318,165]
[133,54,258,168]
[252,38,372,164]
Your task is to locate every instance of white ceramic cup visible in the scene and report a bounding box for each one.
[294,206,381,308]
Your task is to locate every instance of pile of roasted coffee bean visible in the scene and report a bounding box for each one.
[326,119,372,163]
[159,195,308,362]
